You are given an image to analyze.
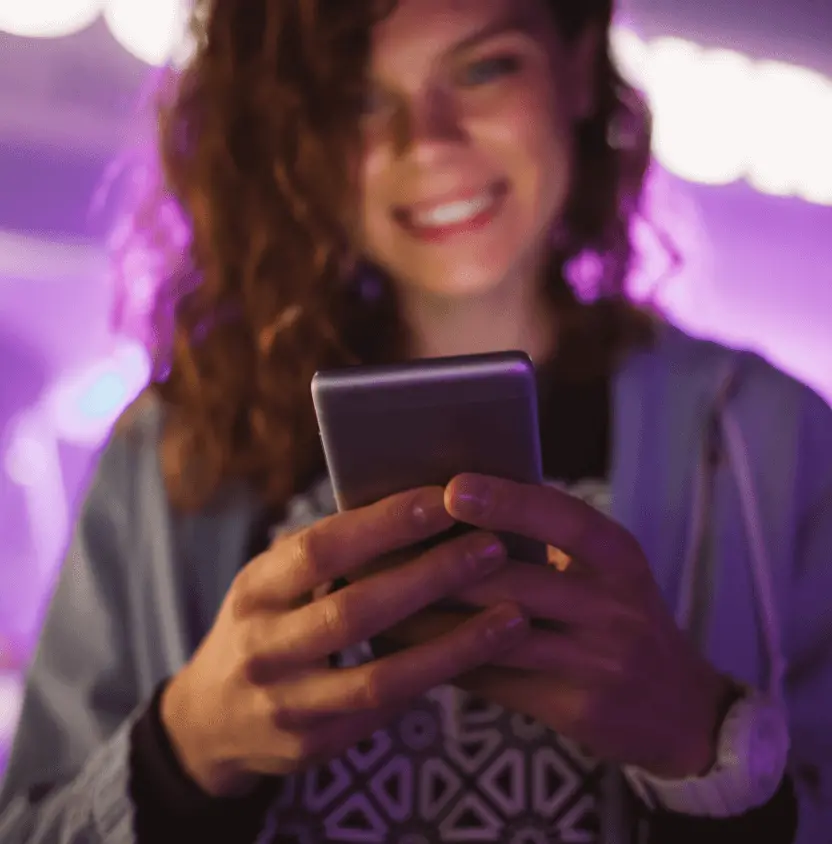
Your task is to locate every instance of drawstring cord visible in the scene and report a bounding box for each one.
[675,363,785,703]
[721,408,787,703]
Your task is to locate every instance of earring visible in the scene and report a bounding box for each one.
[606,109,640,150]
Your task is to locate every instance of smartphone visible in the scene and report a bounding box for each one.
[311,351,547,565]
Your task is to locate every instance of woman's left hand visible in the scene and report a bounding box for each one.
[387,473,733,780]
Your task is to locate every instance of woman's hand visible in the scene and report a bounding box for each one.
[160,486,529,797]
[388,474,733,780]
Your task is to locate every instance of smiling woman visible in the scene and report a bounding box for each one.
[121,0,653,514]
[0,1,829,844]
[359,1,597,328]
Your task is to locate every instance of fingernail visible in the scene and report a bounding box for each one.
[485,604,528,643]
[449,476,491,519]
[466,535,505,571]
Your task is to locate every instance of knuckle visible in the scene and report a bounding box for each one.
[385,489,421,529]
[295,526,332,584]
[361,664,392,709]
[269,701,295,730]
[430,539,468,584]
[319,594,353,643]
[403,487,450,532]
[236,617,263,661]
[228,569,255,619]
[242,657,266,687]
[437,533,499,583]
[280,731,319,765]
[237,621,280,687]
[448,626,488,670]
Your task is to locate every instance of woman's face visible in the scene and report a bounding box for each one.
[359,0,597,303]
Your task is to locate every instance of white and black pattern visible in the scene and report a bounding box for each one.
[264,477,611,843]
[269,689,603,843]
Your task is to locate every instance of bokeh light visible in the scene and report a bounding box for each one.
[0,0,102,38]
[103,0,189,66]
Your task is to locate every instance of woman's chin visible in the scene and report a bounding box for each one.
[400,267,512,305]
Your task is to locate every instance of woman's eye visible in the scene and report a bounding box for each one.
[459,55,522,87]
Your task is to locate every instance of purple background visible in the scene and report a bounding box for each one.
[0,1,830,765]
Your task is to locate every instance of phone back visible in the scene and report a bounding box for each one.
[312,352,546,565]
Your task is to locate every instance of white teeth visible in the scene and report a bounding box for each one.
[411,192,494,227]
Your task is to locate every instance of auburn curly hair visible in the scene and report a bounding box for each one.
[112,0,656,517]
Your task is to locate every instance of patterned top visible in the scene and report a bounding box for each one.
[262,479,611,844]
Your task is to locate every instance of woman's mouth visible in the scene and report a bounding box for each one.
[393,180,509,243]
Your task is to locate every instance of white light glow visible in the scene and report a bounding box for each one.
[0,673,23,747]
[626,31,832,206]
[610,27,650,87]
[1,10,831,206]
[43,341,151,445]
[103,0,189,66]
[4,413,51,488]
[0,232,106,284]
[0,0,102,37]
[3,412,70,595]
[648,40,756,186]
[745,63,832,204]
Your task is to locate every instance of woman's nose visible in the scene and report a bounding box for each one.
[394,87,468,161]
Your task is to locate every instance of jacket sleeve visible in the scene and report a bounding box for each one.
[787,384,832,844]
[0,430,145,844]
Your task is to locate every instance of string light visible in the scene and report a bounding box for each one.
[610,31,832,206]
[103,0,189,67]
[0,11,829,195]
[0,0,102,38]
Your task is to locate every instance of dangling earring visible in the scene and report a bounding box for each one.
[606,89,645,151]
[564,250,607,303]
[351,260,386,304]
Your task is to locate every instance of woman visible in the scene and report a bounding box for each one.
[1,0,830,842]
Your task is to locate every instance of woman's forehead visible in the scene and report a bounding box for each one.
[373,0,547,43]
[370,0,552,67]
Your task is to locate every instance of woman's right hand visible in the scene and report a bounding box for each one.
[160,486,528,797]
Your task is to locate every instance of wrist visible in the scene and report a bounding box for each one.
[624,684,790,818]
[652,665,737,780]
[160,672,258,798]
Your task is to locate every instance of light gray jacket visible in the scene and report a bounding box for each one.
[1,325,831,843]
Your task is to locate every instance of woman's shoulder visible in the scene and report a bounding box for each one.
[113,387,164,444]
[649,324,832,489]
[649,322,829,412]
[80,389,167,523]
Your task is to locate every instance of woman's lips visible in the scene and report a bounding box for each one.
[393,180,509,243]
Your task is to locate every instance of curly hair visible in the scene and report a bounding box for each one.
[113,0,656,516]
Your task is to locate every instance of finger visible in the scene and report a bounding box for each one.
[455,667,584,728]
[249,704,402,776]
[247,531,508,671]
[240,486,455,607]
[455,561,644,627]
[493,629,622,675]
[382,611,622,676]
[385,560,634,630]
[445,475,643,578]
[268,602,529,724]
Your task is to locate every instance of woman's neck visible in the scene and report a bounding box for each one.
[402,276,558,364]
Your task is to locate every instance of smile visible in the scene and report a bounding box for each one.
[394,181,509,242]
